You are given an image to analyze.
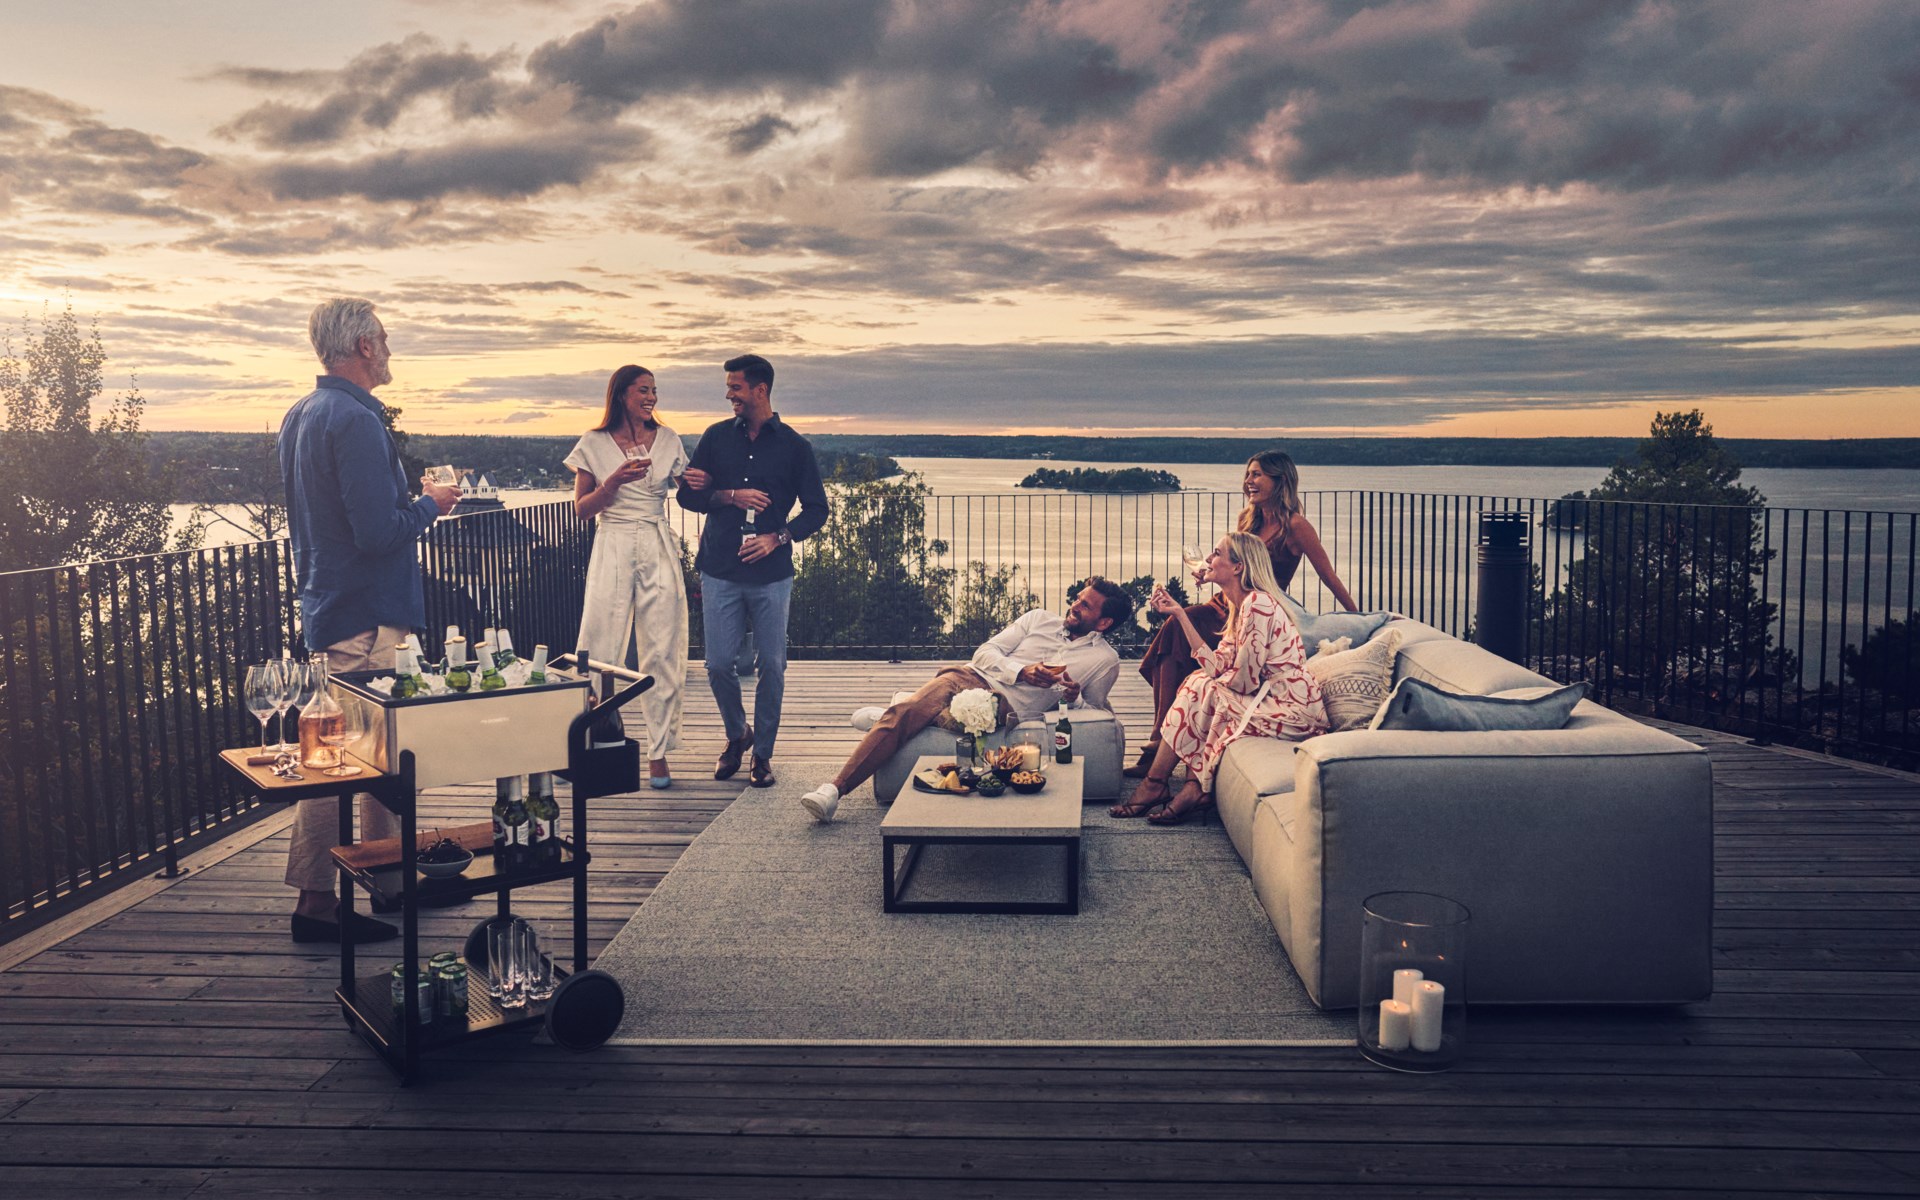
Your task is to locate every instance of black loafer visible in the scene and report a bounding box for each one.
[292,910,398,944]
[714,730,754,780]
[749,756,776,788]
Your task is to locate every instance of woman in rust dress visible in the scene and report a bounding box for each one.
[1125,450,1357,777]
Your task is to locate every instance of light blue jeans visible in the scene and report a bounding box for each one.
[700,572,791,761]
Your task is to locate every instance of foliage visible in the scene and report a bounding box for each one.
[1543,490,1589,531]
[1539,410,1790,706]
[1842,612,1920,708]
[787,467,953,655]
[949,562,1039,651]
[1018,466,1182,492]
[188,433,286,543]
[0,304,184,571]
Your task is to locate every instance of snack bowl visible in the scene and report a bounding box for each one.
[416,848,474,879]
[1007,770,1048,794]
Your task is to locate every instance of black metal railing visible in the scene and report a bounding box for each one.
[5,487,1915,942]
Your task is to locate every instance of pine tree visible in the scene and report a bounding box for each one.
[1541,410,1789,708]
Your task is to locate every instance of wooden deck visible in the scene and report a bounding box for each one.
[1,660,1916,1197]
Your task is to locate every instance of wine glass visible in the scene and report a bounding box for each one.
[243,665,278,753]
[268,658,298,753]
[320,697,367,777]
[425,464,458,487]
[1181,542,1208,581]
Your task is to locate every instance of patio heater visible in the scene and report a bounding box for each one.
[1474,511,1530,666]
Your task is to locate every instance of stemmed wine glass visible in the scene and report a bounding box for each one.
[1182,543,1209,588]
[319,697,367,778]
[268,658,298,755]
[243,665,278,753]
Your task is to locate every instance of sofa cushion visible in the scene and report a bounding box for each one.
[1305,629,1402,732]
[1370,677,1589,732]
[1213,738,1300,859]
[1275,590,1395,652]
[1393,634,1555,694]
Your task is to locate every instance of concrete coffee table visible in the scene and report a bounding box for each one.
[881,755,1086,914]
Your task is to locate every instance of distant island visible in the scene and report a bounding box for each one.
[1018,466,1182,492]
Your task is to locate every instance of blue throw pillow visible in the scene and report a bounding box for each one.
[1369,677,1589,732]
[1274,589,1394,650]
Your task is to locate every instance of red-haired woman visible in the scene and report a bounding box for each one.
[1126,450,1356,777]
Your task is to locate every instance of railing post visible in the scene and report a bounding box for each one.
[1475,511,1531,666]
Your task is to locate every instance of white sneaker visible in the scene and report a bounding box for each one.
[801,784,840,823]
[850,706,885,731]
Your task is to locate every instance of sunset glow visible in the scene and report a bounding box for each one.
[4,0,1917,440]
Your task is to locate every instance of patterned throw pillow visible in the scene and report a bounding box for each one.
[1305,629,1404,732]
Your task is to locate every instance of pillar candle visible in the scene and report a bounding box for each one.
[1392,968,1423,1006]
[1377,1000,1412,1051]
[1410,979,1445,1052]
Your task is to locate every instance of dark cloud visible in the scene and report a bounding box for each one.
[725,113,797,157]
[527,0,888,109]
[256,127,651,203]
[770,331,1920,430]
[214,35,516,149]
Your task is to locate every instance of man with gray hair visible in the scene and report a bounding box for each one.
[278,298,460,943]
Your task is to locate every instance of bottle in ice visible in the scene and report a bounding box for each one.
[444,636,471,692]
[528,644,549,686]
[493,628,517,669]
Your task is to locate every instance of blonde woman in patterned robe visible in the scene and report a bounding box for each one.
[1109,531,1327,825]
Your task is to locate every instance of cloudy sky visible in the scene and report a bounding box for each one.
[4,0,1918,439]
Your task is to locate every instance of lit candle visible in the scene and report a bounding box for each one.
[1377,1000,1412,1051]
[1393,968,1423,1006]
[1410,979,1445,1052]
[1019,742,1041,771]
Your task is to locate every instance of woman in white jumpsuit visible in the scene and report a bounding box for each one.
[566,365,692,788]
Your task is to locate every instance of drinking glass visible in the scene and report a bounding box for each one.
[1181,542,1208,580]
[523,924,555,1001]
[243,665,277,752]
[425,464,458,487]
[319,697,366,777]
[268,659,298,753]
[489,920,527,1008]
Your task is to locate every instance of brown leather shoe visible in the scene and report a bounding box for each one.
[749,756,776,788]
[714,730,754,780]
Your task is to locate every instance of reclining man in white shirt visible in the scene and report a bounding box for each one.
[801,579,1135,821]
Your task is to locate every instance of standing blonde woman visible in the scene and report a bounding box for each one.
[1127,449,1355,777]
[566,365,691,788]
[1111,530,1327,825]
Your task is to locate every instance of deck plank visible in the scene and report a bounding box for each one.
[1,661,1918,1195]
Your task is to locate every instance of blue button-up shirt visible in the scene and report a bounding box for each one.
[279,376,441,651]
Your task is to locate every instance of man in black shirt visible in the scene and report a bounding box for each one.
[677,354,830,787]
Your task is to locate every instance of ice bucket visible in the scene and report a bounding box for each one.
[331,669,592,790]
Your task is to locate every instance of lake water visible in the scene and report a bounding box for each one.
[172,458,1920,550]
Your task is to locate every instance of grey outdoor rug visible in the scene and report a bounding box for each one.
[596,781,1353,1046]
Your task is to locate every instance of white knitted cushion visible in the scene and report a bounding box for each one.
[1305,629,1403,732]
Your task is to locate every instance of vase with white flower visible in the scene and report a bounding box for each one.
[949,688,1000,771]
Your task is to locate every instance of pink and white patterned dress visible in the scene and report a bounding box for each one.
[1158,590,1327,791]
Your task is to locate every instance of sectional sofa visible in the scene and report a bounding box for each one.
[1217,617,1715,1008]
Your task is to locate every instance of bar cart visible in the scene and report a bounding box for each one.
[282,660,648,1083]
